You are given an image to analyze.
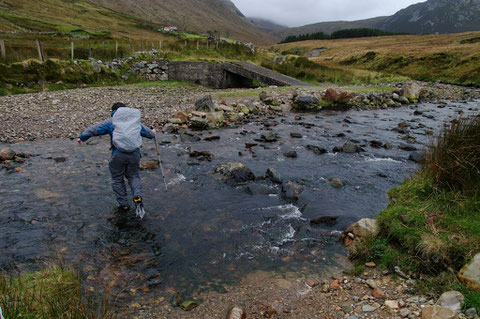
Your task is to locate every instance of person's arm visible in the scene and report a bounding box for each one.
[140,124,156,139]
[78,119,114,143]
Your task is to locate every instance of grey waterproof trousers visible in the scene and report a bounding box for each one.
[108,151,142,207]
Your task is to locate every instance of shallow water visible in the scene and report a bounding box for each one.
[1,100,479,301]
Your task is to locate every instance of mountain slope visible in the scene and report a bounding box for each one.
[0,0,275,44]
[271,17,388,40]
[88,0,275,44]
[377,0,480,34]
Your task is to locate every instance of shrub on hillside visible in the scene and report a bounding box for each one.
[424,115,480,194]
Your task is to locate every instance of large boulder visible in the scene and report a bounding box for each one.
[458,253,480,292]
[422,305,458,319]
[205,112,224,124]
[0,148,16,161]
[324,88,353,104]
[436,291,464,313]
[195,95,215,112]
[291,96,320,111]
[401,82,422,102]
[215,162,255,184]
[352,218,379,238]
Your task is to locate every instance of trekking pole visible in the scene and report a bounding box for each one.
[152,127,168,192]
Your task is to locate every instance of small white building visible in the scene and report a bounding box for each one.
[162,26,178,32]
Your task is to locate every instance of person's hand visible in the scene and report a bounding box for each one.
[77,139,82,145]
[152,128,156,135]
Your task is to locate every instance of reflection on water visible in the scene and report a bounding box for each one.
[1,100,478,301]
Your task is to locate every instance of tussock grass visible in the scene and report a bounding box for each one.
[0,265,115,319]
[424,116,480,194]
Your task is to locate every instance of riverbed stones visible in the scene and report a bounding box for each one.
[0,148,15,161]
[265,168,282,184]
[215,162,255,184]
[226,306,246,319]
[409,151,424,163]
[189,117,209,130]
[329,178,345,188]
[343,141,358,153]
[195,95,215,112]
[291,96,320,111]
[324,88,353,104]
[206,112,225,124]
[458,253,480,292]
[422,305,458,319]
[306,145,327,155]
[310,215,338,226]
[283,150,297,158]
[385,300,400,310]
[436,291,464,313]
[281,181,304,201]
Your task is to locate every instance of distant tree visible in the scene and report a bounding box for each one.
[279,28,408,44]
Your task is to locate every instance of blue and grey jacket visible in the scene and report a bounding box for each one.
[79,111,155,153]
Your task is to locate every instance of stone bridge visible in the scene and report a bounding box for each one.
[133,60,314,89]
[223,61,314,87]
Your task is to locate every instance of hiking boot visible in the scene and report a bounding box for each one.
[133,196,143,208]
[133,196,146,219]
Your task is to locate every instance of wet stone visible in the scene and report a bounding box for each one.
[310,215,338,226]
[306,145,327,155]
[265,168,282,184]
[281,181,304,201]
[283,150,297,158]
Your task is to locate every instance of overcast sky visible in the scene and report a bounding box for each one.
[231,0,425,27]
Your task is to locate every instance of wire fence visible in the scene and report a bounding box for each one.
[0,37,254,64]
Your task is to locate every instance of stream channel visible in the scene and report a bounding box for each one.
[1,99,479,303]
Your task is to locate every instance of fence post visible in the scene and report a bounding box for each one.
[89,43,93,58]
[0,40,5,59]
[71,41,74,60]
[184,40,187,49]
[129,39,133,51]
[141,41,144,51]
[115,41,118,57]
[196,41,199,50]
[206,41,209,50]
[36,40,45,62]
[159,40,162,50]
[216,41,218,49]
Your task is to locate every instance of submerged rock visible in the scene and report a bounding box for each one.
[215,162,255,184]
[226,306,246,319]
[0,148,15,161]
[281,181,304,201]
[306,145,327,155]
[343,141,358,153]
[310,215,338,226]
[265,168,282,184]
[329,178,345,188]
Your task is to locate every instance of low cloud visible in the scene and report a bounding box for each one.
[232,0,425,27]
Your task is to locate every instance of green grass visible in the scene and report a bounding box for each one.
[356,114,480,310]
[0,265,115,319]
[261,56,408,85]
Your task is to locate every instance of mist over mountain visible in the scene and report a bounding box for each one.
[377,0,480,34]
[248,17,287,31]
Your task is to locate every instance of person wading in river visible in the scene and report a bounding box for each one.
[77,102,155,214]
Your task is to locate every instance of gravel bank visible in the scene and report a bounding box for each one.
[0,84,212,144]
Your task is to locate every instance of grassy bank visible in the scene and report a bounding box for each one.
[272,31,480,87]
[355,115,480,309]
[0,265,114,318]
